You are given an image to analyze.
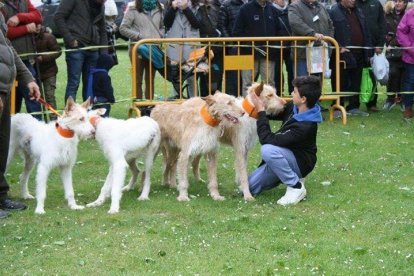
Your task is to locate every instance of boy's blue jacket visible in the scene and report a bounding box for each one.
[256,101,322,177]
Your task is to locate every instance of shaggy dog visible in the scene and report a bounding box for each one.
[86,111,161,214]
[151,92,244,201]
[6,97,95,214]
[192,82,286,200]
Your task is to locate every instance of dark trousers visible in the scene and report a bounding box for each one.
[223,47,242,97]
[0,93,11,198]
[274,49,294,95]
[386,60,404,101]
[331,52,364,111]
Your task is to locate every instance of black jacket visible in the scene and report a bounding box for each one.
[217,0,245,38]
[257,102,320,177]
[232,0,282,58]
[356,0,386,48]
[328,3,373,67]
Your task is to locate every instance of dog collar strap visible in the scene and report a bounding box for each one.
[242,99,258,119]
[55,123,75,138]
[89,116,102,127]
[200,105,220,127]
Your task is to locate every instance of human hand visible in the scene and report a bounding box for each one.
[374,47,383,55]
[340,47,350,54]
[27,81,41,101]
[71,40,79,48]
[35,55,43,63]
[314,33,324,41]
[7,15,19,27]
[26,23,37,33]
[250,92,265,112]
[172,0,179,9]
[180,0,188,9]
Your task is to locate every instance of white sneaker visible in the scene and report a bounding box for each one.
[277,183,307,206]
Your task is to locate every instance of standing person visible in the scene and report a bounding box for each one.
[54,0,108,103]
[217,0,246,96]
[329,0,373,117]
[288,0,334,77]
[1,0,42,119]
[197,0,222,97]
[232,0,283,95]
[248,76,323,206]
[0,11,40,219]
[396,4,414,120]
[357,0,386,112]
[383,0,407,111]
[164,0,201,98]
[273,0,294,94]
[120,0,164,100]
[34,24,61,121]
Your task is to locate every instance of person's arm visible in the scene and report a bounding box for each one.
[287,4,315,36]
[119,9,141,40]
[217,3,230,38]
[12,46,40,100]
[232,6,245,37]
[54,0,77,47]
[375,3,386,49]
[182,7,200,28]
[37,34,62,64]
[164,5,177,30]
[6,0,42,40]
[15,0,42,24]
[396,13,414,57]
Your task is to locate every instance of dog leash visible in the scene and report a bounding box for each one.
[38,97,61,118]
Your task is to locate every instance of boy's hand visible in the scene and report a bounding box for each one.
[250,93,265,112]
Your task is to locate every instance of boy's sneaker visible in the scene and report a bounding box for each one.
[347,108,369,116]
[277,182,307,206]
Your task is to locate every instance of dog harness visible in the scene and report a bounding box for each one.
[55,123,75,138]
[242,98,259,119]
[200,105,220,127]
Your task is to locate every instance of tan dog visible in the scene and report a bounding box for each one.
[192,82,286,201]
[151,92,244,201]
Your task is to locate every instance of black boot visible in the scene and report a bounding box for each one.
[0,198,27,211]
[0,209,10,219]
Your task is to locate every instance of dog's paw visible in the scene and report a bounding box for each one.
[121,185,132,192]
[177,195,190,202]
[137,196,149,201]
[86,200,104,208]
[22,193,35,200]
[35,208,45,215]
[212,194,225,201]
[107,208,119,214]
[244,194,255,202]
[70,204,85,210]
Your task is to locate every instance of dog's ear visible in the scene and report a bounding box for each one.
[254,81,264,96]
[81,97,91,109]
[65,96,76,112]
[94,108,107,116]
[201,95,216,106]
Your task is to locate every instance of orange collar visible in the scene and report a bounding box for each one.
[55,123,75,138]
[200,105,220,127]
[89,116,102,128]
[242,98,259,119]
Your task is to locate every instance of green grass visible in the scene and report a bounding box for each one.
[1,48,414,275]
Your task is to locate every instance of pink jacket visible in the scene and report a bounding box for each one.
[397,8,414,64]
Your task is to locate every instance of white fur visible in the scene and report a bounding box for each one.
[6,98,95,214]
[86,112,161,214]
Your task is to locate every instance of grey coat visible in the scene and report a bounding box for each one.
[0,13,33,94]
[288,0,334,59]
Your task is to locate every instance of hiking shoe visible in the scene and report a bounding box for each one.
[383,100,396,111]
[333,110,342,118]
[277,183,307,206]
[0,209,10,219]
[0,198,27,211]
[347,108,369,116]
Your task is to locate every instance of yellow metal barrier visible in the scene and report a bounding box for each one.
[129,36,347,124]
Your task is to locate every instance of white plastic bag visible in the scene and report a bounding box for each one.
[371,49,389,85]
[306,41,330,76]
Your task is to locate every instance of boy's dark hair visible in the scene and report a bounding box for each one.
[292,75,321,108]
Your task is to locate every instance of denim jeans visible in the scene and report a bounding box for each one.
[294,59,308,77]
[248,145,301,196]
[65,49,99,103]
[402,62,414,109]
[15,60,42,120]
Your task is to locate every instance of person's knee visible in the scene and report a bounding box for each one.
[261,144,283,163]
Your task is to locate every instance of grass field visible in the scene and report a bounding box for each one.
[1,47,413,275]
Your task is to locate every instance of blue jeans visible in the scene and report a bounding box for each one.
[294,59,308,77]
[402,63,414,109]
[15,60,42,120]
[248,145,302,195]
[65,49,99,103]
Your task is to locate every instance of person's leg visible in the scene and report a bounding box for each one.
[259,59,275,87]
[81,50,99,101]
[285,50,295,94]
[242,59,259,96]
[135,55,145,100]
[274,53,284,94]
[401,63,414,118]
[65,50,85,102]
[143,58,155,100]
[294,59,308,77]
[0,94,11,198]
[248,163,281,196]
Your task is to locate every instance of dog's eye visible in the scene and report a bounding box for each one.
[80,117,85,122]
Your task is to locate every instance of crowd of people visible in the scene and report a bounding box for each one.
[1,0,414,218]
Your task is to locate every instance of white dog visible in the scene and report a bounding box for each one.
[6,97,95,214]
[151,92,245,201]
[192,82,286,201]
[86,110,161,214]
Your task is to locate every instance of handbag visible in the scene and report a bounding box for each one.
[371,46,389,85]
[306,41,330,75]
[137,44,165,69]
[360,67,374,103]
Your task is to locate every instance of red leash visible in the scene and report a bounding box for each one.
[38,97,61,118]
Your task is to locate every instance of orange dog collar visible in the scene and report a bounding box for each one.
[200,105,220,127]
[242,98,258,119]
[55,123,75,138]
